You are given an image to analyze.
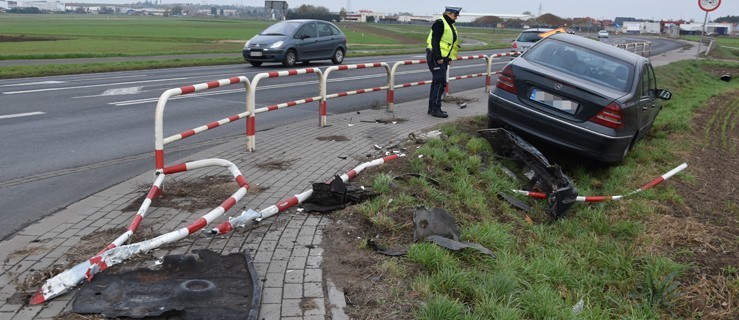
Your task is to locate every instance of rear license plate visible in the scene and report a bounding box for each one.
[530,88,578,113]
[250,51,263,57]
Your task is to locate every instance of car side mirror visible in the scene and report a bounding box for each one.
[657,89,672,100]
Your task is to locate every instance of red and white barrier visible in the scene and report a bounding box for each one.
[322,63,391,127]
[30,158,249,305]
[446,54,489,95]
[247,68,323,151]
[211,154,402,235]
[512,163,687,202]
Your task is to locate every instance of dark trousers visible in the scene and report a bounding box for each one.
[426,51,448,111]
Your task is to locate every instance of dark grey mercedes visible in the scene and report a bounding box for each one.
[488,33,671,163]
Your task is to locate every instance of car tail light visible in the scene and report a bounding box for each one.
[512,42,517,49]
[496,65,516,94]
[589,102,624,129]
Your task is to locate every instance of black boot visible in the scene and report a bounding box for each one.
[428,106,447,115]
[429,107,448,118]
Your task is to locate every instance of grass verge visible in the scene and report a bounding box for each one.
[332,59,739,319]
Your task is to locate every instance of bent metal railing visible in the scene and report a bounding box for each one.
[154,76,251,171]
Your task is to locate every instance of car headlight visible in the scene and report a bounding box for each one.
[270,41,284,49]
[244,40,250,49]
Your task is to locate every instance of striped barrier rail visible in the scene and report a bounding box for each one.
[30,158,249,305]
[512,163,687,202]
[445,54,489,96]
[211,154,402,235]
[388,59,429,112]
[247,68,323,151]
[154,76,250,172]
[321,63,391,127]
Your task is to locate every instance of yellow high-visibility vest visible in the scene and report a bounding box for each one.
[426,18,460,60]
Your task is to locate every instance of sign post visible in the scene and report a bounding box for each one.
[696,0,721,59]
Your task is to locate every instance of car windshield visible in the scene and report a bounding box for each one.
[260,21,302,36]
[525,40,633,92]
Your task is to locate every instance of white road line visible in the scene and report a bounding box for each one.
[1,77,191,95]
[0,111,46,120]
[0,81,65,87]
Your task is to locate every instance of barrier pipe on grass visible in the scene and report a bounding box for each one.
[512,163,688,202]
[211,154,403,235]
[30,158,248,305]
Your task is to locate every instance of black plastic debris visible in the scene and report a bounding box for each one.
[497,191,532,213]
[72,249,260,320]
[370,206,495,257]
[478,128,577,218]
[721,74,732,82]
[302,175,378,213]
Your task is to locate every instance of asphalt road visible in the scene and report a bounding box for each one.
[0,36,684,240]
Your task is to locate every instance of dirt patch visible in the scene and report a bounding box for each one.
[655,89,739,318]
[256,158,298,171]
[316,135,350,142]
[123,175,261,213]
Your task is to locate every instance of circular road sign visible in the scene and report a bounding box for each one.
[698,0,721,12]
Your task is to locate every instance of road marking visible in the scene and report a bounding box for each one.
[0,77,190,95]
[0,81,65,87]
[0,111,46,120]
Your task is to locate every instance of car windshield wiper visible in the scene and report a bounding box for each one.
[260,33,285,36]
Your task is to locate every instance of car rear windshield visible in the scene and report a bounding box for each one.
[517,31,546,42]
[524,40,633,92]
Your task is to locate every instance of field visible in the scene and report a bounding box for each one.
[0,14,513,60]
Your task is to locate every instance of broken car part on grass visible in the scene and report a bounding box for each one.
[478,128,578,218]
[480,128,687,217]
[369,206,495,257]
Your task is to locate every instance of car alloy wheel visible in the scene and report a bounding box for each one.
[283,50,297,67]
[331,49,344,64]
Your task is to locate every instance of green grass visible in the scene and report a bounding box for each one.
[347,59,739,318]
[0,14,513,79]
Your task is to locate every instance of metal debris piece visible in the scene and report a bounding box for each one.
[497,191,532,213]
[478,128,577,218]
[458,102,467,109]
[393,173,440,186]
[73,249,260,320]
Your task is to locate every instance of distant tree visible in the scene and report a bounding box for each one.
[171,5,182,16]
[715,15,739,23]
[537,13,567,27]
[286,5,339,21]
[339,8,347,19]
[98,6,114,14]
[366,16,375,23]
[219,9,224,16]
[74,7,87,14]
[293,4,331,15]
[210,7,217,16]
[474,15,503,25]
[522,11,532,16]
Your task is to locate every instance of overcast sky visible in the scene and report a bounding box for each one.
[91,0,737,22]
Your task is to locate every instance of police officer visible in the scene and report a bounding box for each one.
[426,6,461,118]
